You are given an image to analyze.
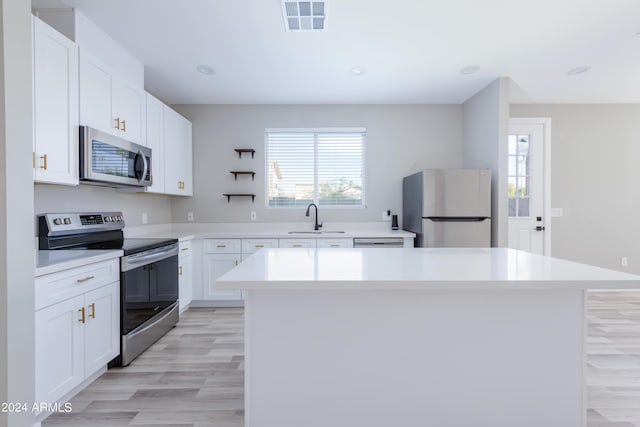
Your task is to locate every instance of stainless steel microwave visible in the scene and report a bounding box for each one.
[80,126,151,187]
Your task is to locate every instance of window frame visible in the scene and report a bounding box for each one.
[264,127,366,209]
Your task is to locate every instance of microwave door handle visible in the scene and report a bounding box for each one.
[141,150,148,183]
[134,150,146,182]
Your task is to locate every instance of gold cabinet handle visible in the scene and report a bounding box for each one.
[121,119,126,132]
[330,244,340,247]
[255,244,264,248]
[76,275,95,283]
[115,117,121,130]
[179,266,183,276]
[79,307,85,324]
[235,260,239,266]
[89,303,95,319]
[40,154,47,170]
[32,152,36,168]
[181,247,189,251]
[293,244,302,248]
[216,245,226,248]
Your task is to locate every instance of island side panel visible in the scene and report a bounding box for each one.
[245,288,585,427]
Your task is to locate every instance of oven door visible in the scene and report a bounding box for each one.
[80,125,152,187]
[121,244,179,334]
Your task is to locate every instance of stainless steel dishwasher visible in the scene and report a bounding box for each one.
[353,238,405,248]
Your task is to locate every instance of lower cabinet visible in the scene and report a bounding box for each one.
[202,253,242,300]
[35,258,120,405]
[179,241,193,311]
[35,281,119,403]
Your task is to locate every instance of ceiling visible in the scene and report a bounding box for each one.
[32,0,640,104]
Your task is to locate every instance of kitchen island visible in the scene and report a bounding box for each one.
[217,248,640,427]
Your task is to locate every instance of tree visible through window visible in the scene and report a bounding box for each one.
[265,129,365,208]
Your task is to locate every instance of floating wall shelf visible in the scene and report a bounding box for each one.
[230,171,256,181]
[234,148,255,159]
[223,193,256,203]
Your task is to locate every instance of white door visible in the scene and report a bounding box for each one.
[79,51,117,136]
[113,79,146,144]
[84,283,120,376]
[179,253,193,311]
[507,119,550,255]
[145,93,165,193]
[202,254,242,300]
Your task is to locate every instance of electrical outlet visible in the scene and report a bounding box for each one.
[187,212,194,222]
[251,211,257,221]
[141,213,148,224]
[382,210,391,221]
[621,257,628,267]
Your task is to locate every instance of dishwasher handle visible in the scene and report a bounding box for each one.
[353,238,404,248]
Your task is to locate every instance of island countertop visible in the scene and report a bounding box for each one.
[216,247,640,290]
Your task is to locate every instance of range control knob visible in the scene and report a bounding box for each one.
[63,218,71,224]
[53,218,62,225]
[105,216,112,222]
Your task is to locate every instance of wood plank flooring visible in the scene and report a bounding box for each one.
[42,292,640,426]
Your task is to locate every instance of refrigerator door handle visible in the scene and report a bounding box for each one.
[425,217,489,222]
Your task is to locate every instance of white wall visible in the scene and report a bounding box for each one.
[511,104,640,273]
[462,78,510,247]
[0,1,36,426]
[171,104,463,224]
[34,184,172,228]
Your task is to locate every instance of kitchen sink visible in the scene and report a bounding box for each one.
[288,231,346,234]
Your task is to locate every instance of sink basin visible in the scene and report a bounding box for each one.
[288,231,345,234]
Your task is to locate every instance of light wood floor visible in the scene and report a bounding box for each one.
[43,292,640,426]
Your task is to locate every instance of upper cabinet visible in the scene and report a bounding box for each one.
[79,50,146,145]
[32,16,79,186]
[145,93,165,193]
[163,106,193,196]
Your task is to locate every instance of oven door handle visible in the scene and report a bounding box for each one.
[121,245,178,271]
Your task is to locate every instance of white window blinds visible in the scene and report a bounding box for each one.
[266,129,365,208]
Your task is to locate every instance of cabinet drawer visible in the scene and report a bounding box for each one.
[35,258,119,310]
[316,238,354,248]
[279,238,316,248]
[242,239,279,254]
[179,240,192,257]
[203,239,241,254]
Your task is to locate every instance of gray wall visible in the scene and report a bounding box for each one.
[462,78,510,247]
[34,184,172,227]
[511,104,640,273]
[1,0,36,426]
[171,104,463,224]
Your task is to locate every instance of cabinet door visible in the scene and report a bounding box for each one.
[84,282,120,377]
[33,17,79,185]
[179,253,193,311]
[113,79,145,144]
[79,50,117,136]
[316,238,354,248]
[163,106,192,196]
[279,238,316,248]
[202,254,242,300]
[145,93,165,193]
[35,295,85,403]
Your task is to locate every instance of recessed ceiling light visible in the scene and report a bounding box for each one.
[282,1,326,32]
[350,66,366,76]
[196,64,215,75]
[459,65,480,75]
[567,65,591,76]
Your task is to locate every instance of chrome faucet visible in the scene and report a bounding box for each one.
[305,203,323,231]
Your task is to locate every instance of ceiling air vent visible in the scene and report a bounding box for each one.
[281,1,326,32]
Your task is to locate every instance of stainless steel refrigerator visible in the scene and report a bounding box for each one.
[402,169,491,247]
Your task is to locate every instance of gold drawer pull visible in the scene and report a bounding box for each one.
[330,244,340,247]
[235,260,239,266]
[216,245,226,248]
[89,303,95,319]
[40,154,47,170]
[179,266,183,276]
[181,247,189,251]
[79,307,85,324]
[76,275,95,283]
[293,244,302,248]
[255,244,264,248]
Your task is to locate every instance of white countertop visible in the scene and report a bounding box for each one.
[35,250,123,277]
[216,247,640,291]
[132,229,413,240]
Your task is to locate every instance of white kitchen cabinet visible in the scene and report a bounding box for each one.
[32,16,79,185]
[83,282,119,376]
[241,238,279,254]
[145,92,165,193]
[35,259,120,404]
[203,238,241,254]
[316,238,354,248]
[163,106,193,196]
[79,49,145,145]
[35,294,84,403]
[202,253,242,300]
[179,241,193,311]
[279,238,316,248]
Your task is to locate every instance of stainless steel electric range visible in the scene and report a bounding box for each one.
[38,212,179,366]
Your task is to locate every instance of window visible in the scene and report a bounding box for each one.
[265,129,365,208]
[508,134,530,217]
